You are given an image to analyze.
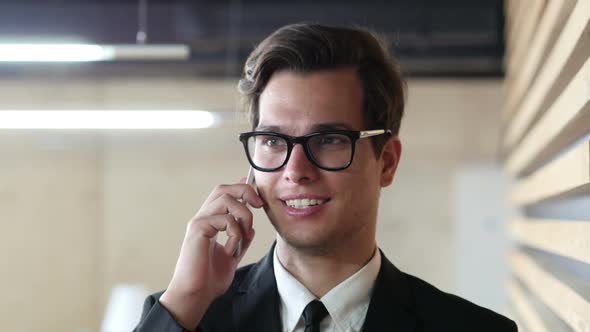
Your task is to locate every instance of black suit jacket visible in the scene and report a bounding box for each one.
[134,246,517,332]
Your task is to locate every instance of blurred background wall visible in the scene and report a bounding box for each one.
[0,78,506,332]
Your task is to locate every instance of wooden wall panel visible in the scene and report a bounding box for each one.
[510,218,590,265]
[510,140,589,204]
[510,251,590,331]
[503,0,576,120]
[503,1,590,331]
[508,280,550,332]
[504,0,590,150]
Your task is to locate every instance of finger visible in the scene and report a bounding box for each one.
[204,184,263,208]
[240,228,256,255]
[197,194,254,234]
[221,195,255,237]
[222,218,245,257]
[188,214,243,243]
[230,228,256,261]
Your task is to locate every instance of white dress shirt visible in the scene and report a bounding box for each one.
[273,246,381,332]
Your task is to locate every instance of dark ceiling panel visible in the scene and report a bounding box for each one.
[0,0,505,78]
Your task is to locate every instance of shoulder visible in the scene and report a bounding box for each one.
[199,261,264,322]
[210,262,257,302]
[140,262,260,331]
[403,272,517,331]
[145,262,257,306]
[193,262,259,315]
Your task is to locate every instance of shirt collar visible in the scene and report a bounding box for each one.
[273,247,317,332]
[273,246,381,332]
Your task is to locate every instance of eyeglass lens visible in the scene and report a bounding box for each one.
[246,133,353,170]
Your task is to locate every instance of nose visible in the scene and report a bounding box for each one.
[282,143,319,184]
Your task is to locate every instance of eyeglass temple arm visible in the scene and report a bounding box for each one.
[359,129,392,138]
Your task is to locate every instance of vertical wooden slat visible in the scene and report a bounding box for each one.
[510,140,590,204]
[510,251,590,331]
[503,0,576,120]
[508,280,550,332]
[503,0,590,151]
[510,218,590,265]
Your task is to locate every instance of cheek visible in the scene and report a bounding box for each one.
[346,178,381,222]
[253,173,278,202]
[345,158,382,200]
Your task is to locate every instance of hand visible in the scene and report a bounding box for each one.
[159,182,264,330]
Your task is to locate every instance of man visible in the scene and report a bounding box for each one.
[135,23,517,332]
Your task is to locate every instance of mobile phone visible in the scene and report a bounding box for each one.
[234,166,255,257]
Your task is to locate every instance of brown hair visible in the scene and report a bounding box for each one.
[238,23,406,156]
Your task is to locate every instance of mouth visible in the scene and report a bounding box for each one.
[283,198,329,209]
[279,193,332,210]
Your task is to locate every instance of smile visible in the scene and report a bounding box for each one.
[283,198,327,209]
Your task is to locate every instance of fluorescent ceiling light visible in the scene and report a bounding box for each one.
[0,44,189,62]
[0,44,105,62]
[0,111,216,129]
[103,45,190,61]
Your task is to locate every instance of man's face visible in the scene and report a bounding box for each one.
[254,67,400,254]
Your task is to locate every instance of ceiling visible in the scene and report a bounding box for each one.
[0,0,505,78]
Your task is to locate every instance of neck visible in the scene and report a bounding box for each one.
[276,237,377,298]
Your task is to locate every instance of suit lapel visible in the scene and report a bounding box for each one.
[362,251,417,332]
[231,247,417,332]
[233,245,282,332]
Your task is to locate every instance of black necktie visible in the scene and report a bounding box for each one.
[302,300,329,332]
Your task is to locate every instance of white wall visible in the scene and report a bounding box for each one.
[452,163,513,313]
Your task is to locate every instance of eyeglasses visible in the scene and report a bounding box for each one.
[239,129,391,171]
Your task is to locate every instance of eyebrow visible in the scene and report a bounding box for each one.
[255,123,354,133]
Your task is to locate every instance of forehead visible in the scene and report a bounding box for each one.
[257,68,364,133]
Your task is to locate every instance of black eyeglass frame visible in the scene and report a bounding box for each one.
[239,129,392,172]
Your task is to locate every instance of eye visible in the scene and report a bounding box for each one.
[259,135,285,147]
[265,138,278,146]
[319,134,347,145]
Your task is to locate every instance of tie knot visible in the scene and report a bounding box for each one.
[302,300,329,330]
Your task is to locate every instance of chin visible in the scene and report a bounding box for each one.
[272,222,334,252]
[279,233,332,254]
[266,205,343,251]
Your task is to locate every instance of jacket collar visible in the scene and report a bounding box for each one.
[362,249,417,331]
[232,245,416,332]
[233,244,282,332]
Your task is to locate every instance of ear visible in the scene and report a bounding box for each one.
[379,136,402,187]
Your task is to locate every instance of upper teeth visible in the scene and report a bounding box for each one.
[285,198,325,208]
